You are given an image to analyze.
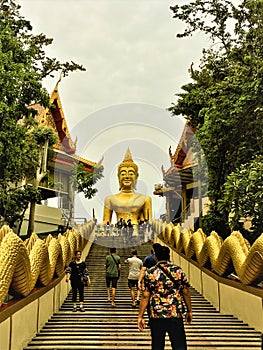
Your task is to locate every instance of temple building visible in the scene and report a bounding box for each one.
[153,125,209,230]
[18,84,97,235]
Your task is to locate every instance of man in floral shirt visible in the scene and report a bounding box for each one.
[138,245,192,350]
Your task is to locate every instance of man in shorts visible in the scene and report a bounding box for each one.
[125,250,143,307]
[105,247,121,307]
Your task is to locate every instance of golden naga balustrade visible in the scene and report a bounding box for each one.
[0,221,95,307]
[153,220,263,286]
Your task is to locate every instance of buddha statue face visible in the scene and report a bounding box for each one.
[118,165,138,191]
[117,148,139,191]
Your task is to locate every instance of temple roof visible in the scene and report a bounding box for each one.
[30,83,96,170]
[159,125,196,189]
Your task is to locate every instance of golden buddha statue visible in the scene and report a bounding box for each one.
[101,148,152,227]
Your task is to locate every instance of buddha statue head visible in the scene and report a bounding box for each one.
[118,148,139,191]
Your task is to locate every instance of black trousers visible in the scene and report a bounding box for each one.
[149,317,187,350]
[71,280,84,302]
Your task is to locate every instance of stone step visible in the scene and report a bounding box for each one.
[24,240,262,350]
[24,341,262,350]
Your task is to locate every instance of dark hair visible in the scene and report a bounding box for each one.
[74,250,81,256]
[154,245,170,261]
[152,243,161,252]
[110,247,116,253]
[131,250,137,256]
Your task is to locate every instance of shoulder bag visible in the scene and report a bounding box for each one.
[157,263,180,289]
[75,261,88,286]
[111,254,120,280]
[157,263,186,313]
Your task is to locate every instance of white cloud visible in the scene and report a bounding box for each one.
[21,0,207,124]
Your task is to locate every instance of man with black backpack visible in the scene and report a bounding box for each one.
[105,247,121,307]
[138,245,192,350]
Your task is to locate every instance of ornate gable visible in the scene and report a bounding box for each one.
[160,125,195,187]
[36,84,76,154]
[30,83,97,171]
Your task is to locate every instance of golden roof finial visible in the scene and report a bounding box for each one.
[96,156,104,168]
[53,71,63,93]
[56,71,63,86]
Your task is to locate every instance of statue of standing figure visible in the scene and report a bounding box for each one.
[101,148,152,229]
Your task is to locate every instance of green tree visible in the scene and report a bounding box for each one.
[169,0,263,238]
[71,162,104,199]
[26,126,58,237]
[0,0,85,228]
[219,155,263,242]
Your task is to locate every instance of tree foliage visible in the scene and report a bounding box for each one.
[169,0,263,239]
[219,155,263,242]
[26,126,58,237]
[0,0,85,228]
[71,163,104,199]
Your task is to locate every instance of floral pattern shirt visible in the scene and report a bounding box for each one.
[144,262,189,318]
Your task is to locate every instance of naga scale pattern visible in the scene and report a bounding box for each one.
[152,220,263,286]
[0,221,95,307]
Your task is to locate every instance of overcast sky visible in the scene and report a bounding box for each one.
[20,0,209,223]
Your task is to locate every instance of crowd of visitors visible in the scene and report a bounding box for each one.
[100,218,154,242]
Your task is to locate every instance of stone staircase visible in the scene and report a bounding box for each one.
[24,237,262,350]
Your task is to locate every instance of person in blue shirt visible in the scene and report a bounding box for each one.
[137,243,161,317]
